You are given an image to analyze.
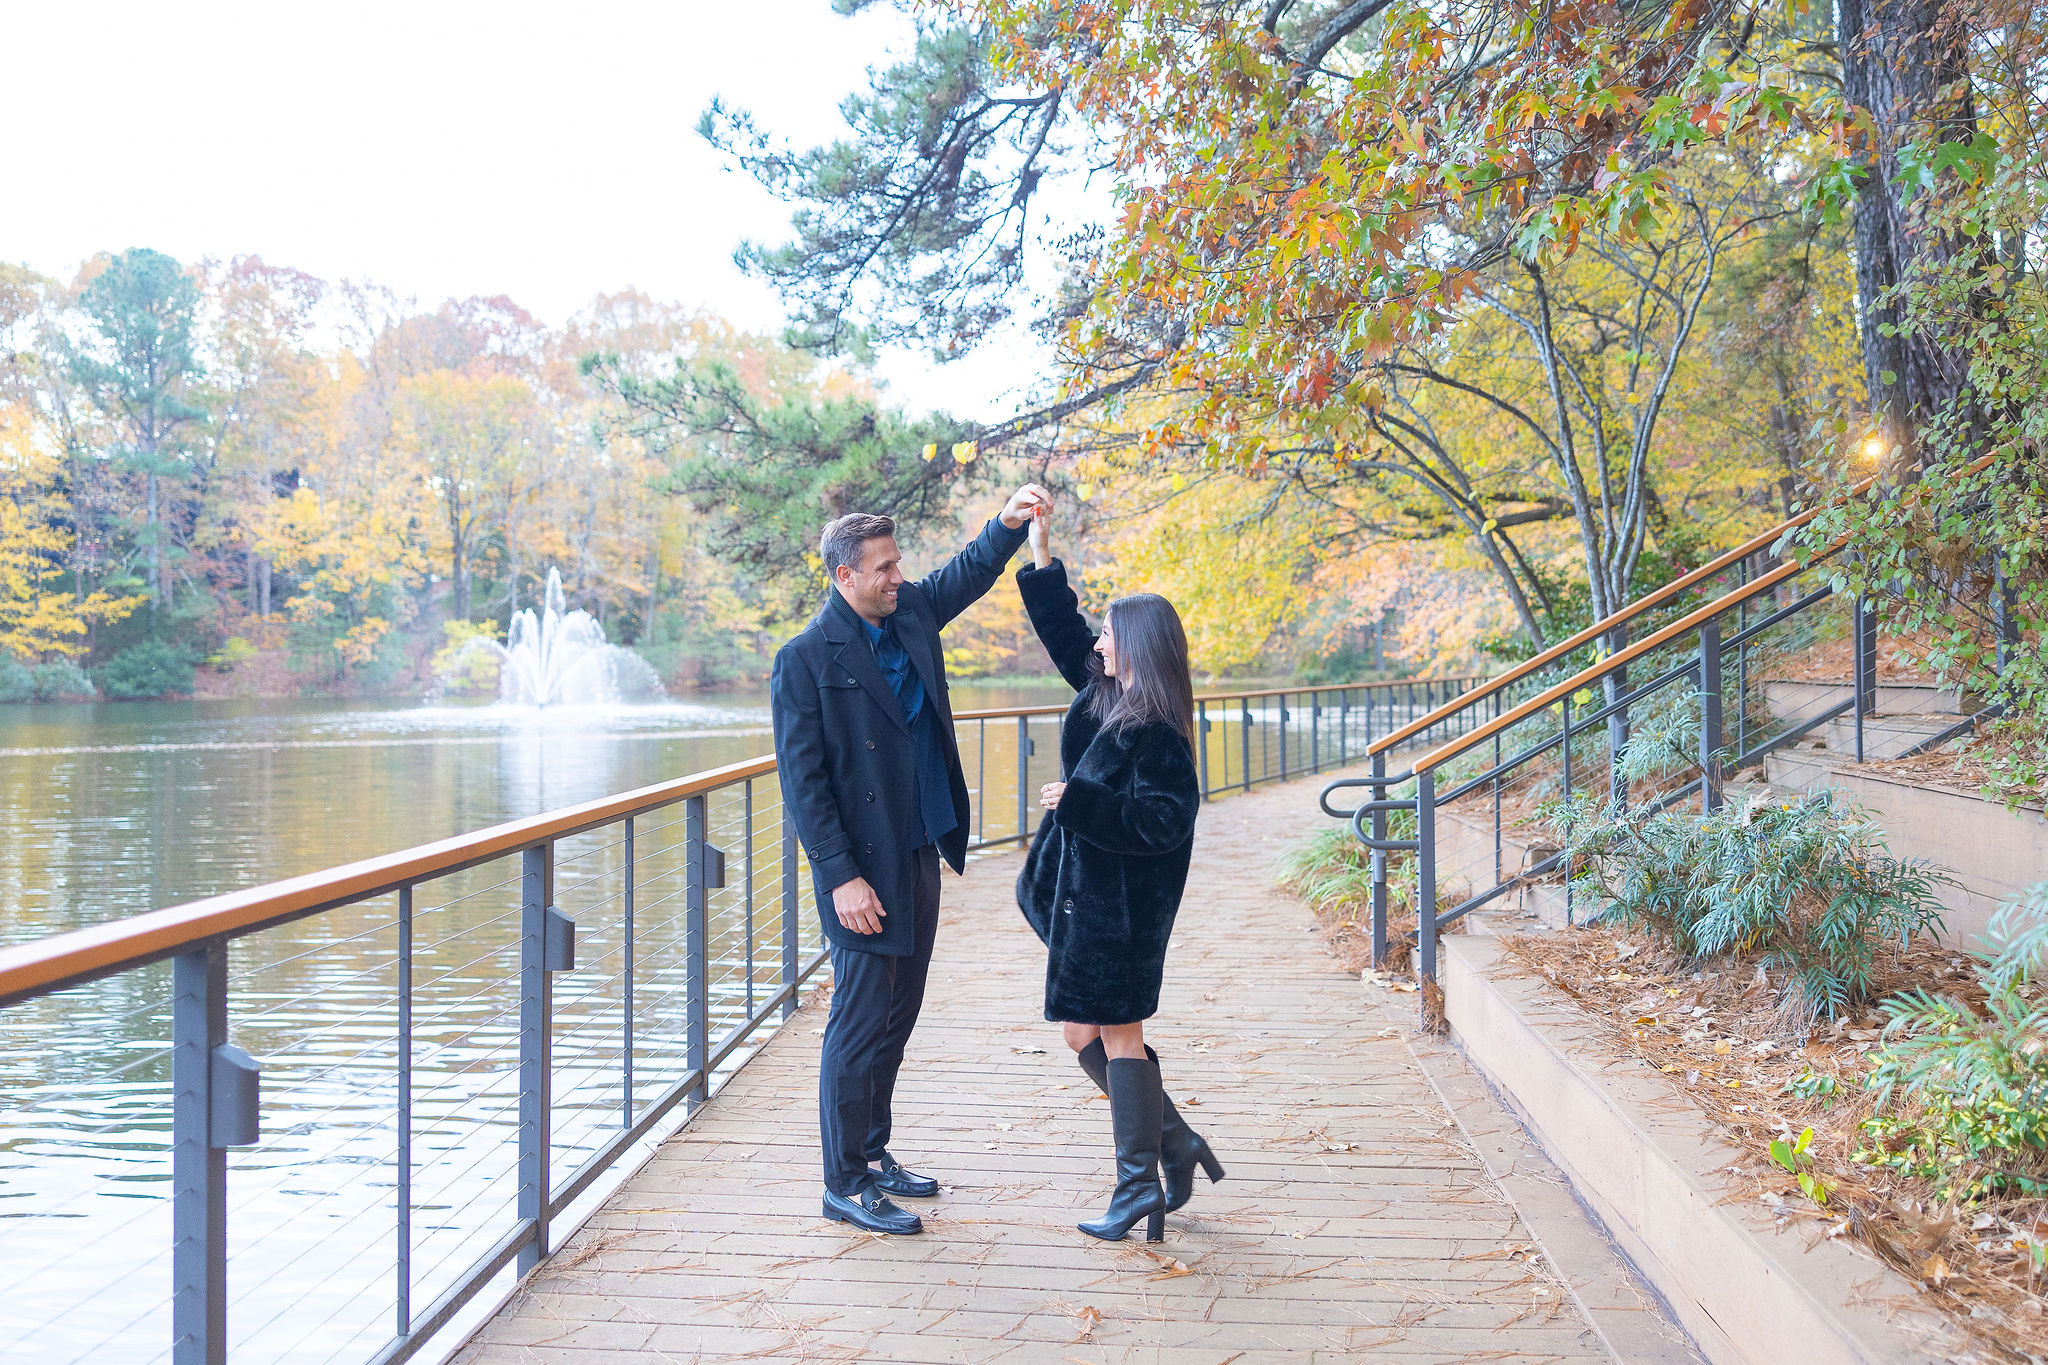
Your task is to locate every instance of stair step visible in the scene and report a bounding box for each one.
[1814,711,1969,761]
[1761,678,1974,722]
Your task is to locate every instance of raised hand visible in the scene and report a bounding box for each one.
[1000,483,1054,530]
[1027,499,1052,569]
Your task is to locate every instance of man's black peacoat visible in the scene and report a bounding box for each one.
[771,516,1028,957]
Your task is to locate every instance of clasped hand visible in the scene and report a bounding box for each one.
[1039,781,1066,810]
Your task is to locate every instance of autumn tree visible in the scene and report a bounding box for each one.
[70,249,206,608]
[390,368,546,621]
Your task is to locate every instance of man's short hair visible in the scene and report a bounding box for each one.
[820,513,897,580]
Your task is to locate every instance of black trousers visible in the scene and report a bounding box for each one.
[818,845,942,1196]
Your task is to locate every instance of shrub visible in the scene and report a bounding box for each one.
[431,620,503,696]
[1555,789,1951,1024]
[0,658,99,702]
[1857,885,2048,1202]
[94,639,197,699]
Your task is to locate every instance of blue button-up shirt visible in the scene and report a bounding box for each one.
[862,614,958,849]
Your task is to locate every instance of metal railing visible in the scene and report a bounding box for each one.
[1324,469,2012,997]
[0,674,1478,1365]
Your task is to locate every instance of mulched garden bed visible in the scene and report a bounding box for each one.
[1494,925,2048,1363]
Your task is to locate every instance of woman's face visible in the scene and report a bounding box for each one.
[1095,614,1119,680]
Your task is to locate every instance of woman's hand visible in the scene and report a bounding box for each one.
[1039,781,1066,810]
[1027,502,1052,569]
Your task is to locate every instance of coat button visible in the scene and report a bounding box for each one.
[845,676,856,684]
[865,792,875,803]
[864,842,874,854]
[1063,898,1075,913]
[865,740,876,750]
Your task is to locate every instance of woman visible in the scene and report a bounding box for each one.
[1013,506,1225,1243]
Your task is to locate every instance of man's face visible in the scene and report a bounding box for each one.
[836,535,905,621]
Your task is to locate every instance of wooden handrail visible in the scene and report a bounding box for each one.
[1372,452,2000,760]
[1411,553,1813,775]
[0,678,1476,1005]
[1366,517,1813,757]
[0,752,774,1007]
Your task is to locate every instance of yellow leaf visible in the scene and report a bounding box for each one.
[1077,483,1094,501]
[1481,518,1499,533]
[1169,472,1187,492]
[921,443,938,462]
[952,440,977,464]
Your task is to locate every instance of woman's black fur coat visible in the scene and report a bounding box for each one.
[1014,560,1199,1025]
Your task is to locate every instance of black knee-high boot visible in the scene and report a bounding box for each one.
[1077,1040,1225,1213]
[1078,1056,1167,1243]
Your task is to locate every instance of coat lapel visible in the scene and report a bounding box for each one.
[822,590,910,735]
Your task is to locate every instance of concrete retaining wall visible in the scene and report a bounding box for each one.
[1443,935,1959,1365]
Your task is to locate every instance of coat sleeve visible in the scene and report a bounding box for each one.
[1054,725,1199,857]
[1015,558,1096,692]
[914,516,1030,629]
[770,645,861,892]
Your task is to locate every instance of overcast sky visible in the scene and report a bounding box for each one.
[2,0,1050,417]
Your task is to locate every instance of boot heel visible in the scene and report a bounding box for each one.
[1197,1148,1226,1183]
[1145,1207,1165,1242]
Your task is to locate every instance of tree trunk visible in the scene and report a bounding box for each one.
[258,557,271,618]
[1837,0,1978,458]
[453,538,469,621]
[145,470,162,606]
[641,548,660,644]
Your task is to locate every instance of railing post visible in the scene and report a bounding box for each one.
[1852,594,1877,762]
[780,811,800,1020]
[1278,695,1289,781]
[1369,751,1389,968]
[684,795,712,1112]
[1240,698,1251,793]
[622,819,635,1124]
[1995,558,2020,676]
[396,886,413,1335]
[1560,694,1574,926]
[1415,768,1438,1000]
[1016,715,1031,839]
[517,843,554,1274]
[1309,693,1319,773]
[1339,688,1348,762]
[1699,618,1724,813]
[743,781,756,1017]
[172,941,228,1365]
[1491,690,1503,884]
[1735,557,1750,759]
[1606,620,1630,808]
[1196,701,1210,799]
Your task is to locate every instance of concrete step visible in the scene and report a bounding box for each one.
[1760,678,1973,723]
[1764,745,2047,950]
[1816,710,1968,761]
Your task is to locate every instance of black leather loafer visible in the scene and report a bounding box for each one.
[822,1186,924,1235]
[871,1149,939,1198]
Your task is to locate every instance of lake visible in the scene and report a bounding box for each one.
[0,684,1070,1364]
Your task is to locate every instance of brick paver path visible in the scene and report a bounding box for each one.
[458,771,1613,1364]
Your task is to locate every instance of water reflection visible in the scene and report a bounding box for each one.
[0,685,1065,1363]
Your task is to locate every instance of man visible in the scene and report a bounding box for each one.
[771,484,1052,1235]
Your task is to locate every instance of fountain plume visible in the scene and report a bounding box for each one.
[443,568,663,706]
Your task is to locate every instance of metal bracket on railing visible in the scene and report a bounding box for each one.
[703,843,727,890]
[210,1043,261,1149]
[544,907,575,973]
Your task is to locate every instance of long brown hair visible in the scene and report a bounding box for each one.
[1087,593,1196,747]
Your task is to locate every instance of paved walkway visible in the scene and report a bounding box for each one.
[459,772,1625,1364]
